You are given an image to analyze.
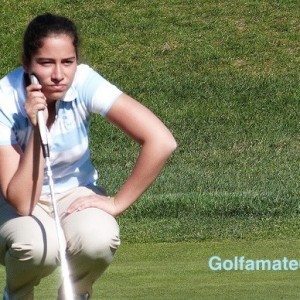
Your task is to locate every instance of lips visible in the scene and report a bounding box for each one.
[48,85,67,92]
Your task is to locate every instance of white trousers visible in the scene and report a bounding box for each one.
[0,186,121,299]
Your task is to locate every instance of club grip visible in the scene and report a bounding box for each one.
[30,74,39,85]
[37,111,50,158]
[30,75,50,158]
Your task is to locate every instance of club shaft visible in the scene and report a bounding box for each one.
[37,111,50,157]
[37,111,74,300]
[46,159,74,300]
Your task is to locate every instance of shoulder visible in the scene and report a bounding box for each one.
[75,63,92,77]
[0,67,24,93]
[0,67,26,118]
[71,64,122,115]
[72,63,116,94]
[74,64,102,82]
[73,64,114,88]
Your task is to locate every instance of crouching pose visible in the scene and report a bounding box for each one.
[0,13,176,299]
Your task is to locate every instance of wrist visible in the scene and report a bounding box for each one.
[109,196,126,217]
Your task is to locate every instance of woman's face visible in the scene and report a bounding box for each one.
[27,33,77,103]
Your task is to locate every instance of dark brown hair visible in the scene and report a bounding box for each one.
[22,13,79,66]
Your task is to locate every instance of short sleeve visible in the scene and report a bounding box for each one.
[0,122,17,145]
[0,91,17,145]
[75,64,123,116]
[0,67,30,148]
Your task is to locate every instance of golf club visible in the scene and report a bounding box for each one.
[30,75,75,300]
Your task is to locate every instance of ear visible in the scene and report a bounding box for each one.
[22,63,30,73]
[22,54,31,73]
[23,72,31,87]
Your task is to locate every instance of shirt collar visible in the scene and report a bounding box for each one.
[62,85,78,102]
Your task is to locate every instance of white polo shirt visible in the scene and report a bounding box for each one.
[0,64,123,196]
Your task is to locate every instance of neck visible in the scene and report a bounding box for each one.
[47,102,57,128]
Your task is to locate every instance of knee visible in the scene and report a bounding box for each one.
[9,240,43,264]
[82,230,120,265]
[66,209,121,264]
[7,217,58,267]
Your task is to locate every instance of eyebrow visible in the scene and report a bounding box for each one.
[36,56,77,61]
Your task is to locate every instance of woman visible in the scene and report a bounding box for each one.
[0,13,176,299]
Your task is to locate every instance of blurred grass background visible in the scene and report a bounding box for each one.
[0,0,299,242]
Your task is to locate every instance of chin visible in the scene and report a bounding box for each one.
[46,92,67,102]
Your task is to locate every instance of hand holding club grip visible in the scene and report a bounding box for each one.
[30,75,50,158]
[37,110,50,158]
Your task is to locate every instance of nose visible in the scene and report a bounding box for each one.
[51,64,64,82]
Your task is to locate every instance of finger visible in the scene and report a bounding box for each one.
[26,83,42,92]
[67,195,103,214]
[67,203,89,214]
[67,197,88,214]
[25,103,48,126]
[25,101,47,113]
[28,92,47,102]
[34,103,48,112]
[25,94,47,111]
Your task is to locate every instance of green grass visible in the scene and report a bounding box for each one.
[118,216,300,243]
[84,0,299,240]
[95,240,300,299]
[0,240,293,299]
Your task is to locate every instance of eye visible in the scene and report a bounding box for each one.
[39,61,52,66]
[63,60,75,66]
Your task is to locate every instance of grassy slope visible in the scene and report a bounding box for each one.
[98,240,300,299]
[0,1,299,241]
[85,0,300,241]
